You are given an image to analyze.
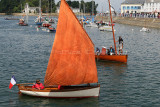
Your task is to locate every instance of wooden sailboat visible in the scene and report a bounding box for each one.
[42,21,51,27]
[98,6,113,32]
[86,0,98,28]
[48,26,56,32]
[35,0,43,25]
[95,0,128,63]
[19,3,29,26]
[17,0,100,98]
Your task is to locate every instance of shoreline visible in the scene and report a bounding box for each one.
[0,13,90,17]
[95,16,160,29]
[0,13,59,16]
[2,13,160,29]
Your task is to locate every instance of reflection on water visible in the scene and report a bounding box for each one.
[18,95,100,107]
[97,60,127,75]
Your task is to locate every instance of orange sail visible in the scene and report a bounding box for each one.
[44,0,98,86]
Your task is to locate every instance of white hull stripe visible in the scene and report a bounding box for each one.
[20,87,100,98]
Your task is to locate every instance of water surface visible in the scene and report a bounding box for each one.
[0,16,160,107]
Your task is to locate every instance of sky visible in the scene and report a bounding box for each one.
[55,0,125,12]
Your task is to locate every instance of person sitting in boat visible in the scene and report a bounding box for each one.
[109,46,115,55]
[107,49,110,55]
[96,47,100,55]
[117,36,123,54]
[32,79,44,90]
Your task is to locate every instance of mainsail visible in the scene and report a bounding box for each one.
[44,0,98,86]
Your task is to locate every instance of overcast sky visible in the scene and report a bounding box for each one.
[55,0,125,12]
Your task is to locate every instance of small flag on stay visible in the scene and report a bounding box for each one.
[9,75,16,89]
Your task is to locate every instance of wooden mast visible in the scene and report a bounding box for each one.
[92,0,94,19]
[39,0,41,17]
[102,6,103,22]
[108,0,117,55]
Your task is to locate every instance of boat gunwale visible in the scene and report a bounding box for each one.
[95,54,128,63]
[17,84,100,92]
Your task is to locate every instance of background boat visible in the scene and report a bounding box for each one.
[99,25,114,31]
[95,0,127,63]
[140,27,150,32]
[85,0,98,28]
[48,26,56,32]
[18,3,29,26]
[5,17,19,20]
[35,0,43,25]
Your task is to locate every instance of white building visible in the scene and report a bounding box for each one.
[29,7,39,13]
[56,7,80,13]
[141,0,160,13]
[121,0,145,14]
[121,0,160,14]
[24,3,39,14]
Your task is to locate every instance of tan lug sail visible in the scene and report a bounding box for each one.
[17,0,100,98]
[44,0,98,86]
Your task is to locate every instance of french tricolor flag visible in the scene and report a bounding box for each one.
[9,75,16,89]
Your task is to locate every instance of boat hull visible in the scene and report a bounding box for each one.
[42,23,51,27]
[49,29,56,32]
[86,23,98,27]
[95,54,128,63]
[35,22,42,25]
[19,23,28,26]
[18,85,100,98]
[99,26,115,32]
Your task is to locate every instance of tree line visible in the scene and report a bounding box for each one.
[0,0,98,15]
[0,0,57,14]
[58,0,98,15]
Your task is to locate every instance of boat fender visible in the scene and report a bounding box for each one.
[58,85,61,90]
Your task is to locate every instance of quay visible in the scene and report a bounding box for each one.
[95,16,160,29]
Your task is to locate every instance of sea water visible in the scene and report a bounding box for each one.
[0,15,160,107]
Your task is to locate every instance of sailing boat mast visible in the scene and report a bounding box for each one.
[51,0,52,14]
[92,0,94,19]
[79,0,80,19]
[108,0,117,55]
[102,6,103,22]
[39,0,41,17]
[21,4,22,19]
[83,3,85,16]
[26,3,29,24]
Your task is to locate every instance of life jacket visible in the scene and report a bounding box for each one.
[32,83,44,89]
[110,49,113,52]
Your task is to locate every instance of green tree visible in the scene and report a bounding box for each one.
[67,0,71,6]
[0,0,57,13]
[71,1,79,8]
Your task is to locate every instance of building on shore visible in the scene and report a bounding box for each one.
[121,0,145,14]
[141,0,160,14]
[121,0,160,14]
[56,7,80,13]
[24,3,39,14]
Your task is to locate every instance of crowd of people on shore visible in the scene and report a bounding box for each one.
[96,12,160,19]
[119,13,160,19]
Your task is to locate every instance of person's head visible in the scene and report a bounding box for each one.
[119,36,121,39]
[36,79,40,84]
[110,46,112,48]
